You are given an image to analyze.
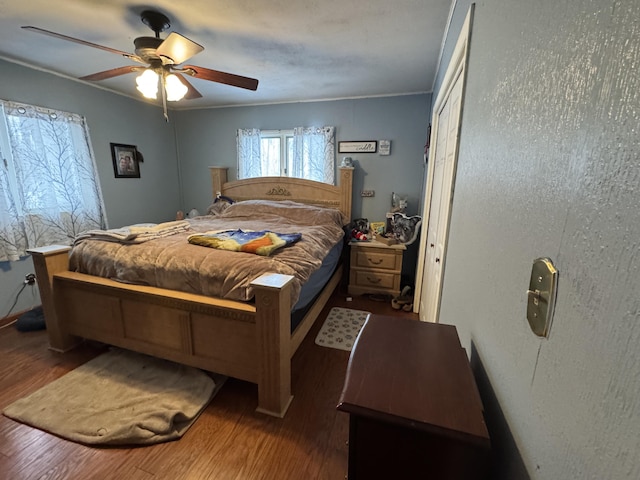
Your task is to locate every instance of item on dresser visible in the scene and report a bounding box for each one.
[391,192,408,213]
[375,233,398,246]
[369,221,386,236]
[388,212,422,245]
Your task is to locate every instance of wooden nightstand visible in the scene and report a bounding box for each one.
[348,240,405,297]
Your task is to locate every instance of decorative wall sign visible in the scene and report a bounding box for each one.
[379,140,391,155]
[338,141,378,153]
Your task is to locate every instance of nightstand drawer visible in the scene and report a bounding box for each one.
[354,250,399,271]
[352,270,398,290]
[348,240,405,297]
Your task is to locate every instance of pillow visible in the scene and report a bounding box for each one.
[219,200,346,227]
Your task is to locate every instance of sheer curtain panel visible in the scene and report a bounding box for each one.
[0,100,106,261]
[236,128,262,179]
[291,126,335,184]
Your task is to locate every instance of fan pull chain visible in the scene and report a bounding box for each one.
[161,74,169,122]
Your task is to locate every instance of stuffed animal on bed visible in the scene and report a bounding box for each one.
[206,194,234,216]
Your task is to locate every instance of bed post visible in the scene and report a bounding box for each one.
[27,245,81,352]
[209,166,229,197]
[339,166,354,220]
[250,273,295,418]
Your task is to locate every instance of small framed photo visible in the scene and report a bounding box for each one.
[379,140,391,155]
[111,143,140,178]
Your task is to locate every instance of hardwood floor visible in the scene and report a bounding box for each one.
[0,285,417,480]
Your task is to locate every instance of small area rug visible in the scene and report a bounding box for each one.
[3,348,226,446]
[315,307,370,351]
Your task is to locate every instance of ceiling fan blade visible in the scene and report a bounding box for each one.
[21,26,140,62]
[79,66,143,82]
[181,65,259,91]
[173,73,203,99]
[156,32,204,65]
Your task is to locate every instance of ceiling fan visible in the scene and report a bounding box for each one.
[22,10,259,120]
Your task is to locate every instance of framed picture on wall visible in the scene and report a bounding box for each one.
[338,141,378,153]
[111,143,140,178]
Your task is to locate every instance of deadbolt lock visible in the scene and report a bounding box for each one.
[526,257,558,338]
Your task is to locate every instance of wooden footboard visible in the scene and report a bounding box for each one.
[28,246,342,418]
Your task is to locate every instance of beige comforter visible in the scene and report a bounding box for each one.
[70,200,346,305]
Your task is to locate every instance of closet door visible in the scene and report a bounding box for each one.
[414,7,473,322]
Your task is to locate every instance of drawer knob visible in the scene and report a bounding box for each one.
[368,258,383,265]
[366,276,382,284]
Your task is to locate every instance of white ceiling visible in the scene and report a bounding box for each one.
[0,0,453,109]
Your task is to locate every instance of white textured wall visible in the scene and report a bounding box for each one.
[437,1,640,478]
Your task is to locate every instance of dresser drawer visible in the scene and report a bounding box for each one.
[352,270,398,290]
[353,249,401,272]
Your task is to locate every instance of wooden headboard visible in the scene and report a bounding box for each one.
[209,166,354,221]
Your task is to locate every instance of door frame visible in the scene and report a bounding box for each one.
[414,5,474,321]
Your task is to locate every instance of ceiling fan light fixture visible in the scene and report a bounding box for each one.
[165,73,188,101]
[136,69,159,99]
[22,10,259,116]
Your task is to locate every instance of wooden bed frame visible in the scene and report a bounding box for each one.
[29,166,354,418]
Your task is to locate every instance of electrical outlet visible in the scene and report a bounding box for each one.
[361,190,375,197]
[24,273,36,285]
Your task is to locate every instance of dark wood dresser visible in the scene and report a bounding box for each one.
[337,315,490,479]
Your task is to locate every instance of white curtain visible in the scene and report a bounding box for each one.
[0,145,21,262]
[236,128,262,178]
[0,100,106,262]
[291,126,335,184]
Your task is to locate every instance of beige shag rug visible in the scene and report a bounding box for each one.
[3,348,226,446]
[314,307,370,351]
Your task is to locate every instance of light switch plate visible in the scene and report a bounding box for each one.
[526,257,558,338]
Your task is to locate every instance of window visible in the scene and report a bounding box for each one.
[258,129,294,177]
[0,100,106,262]
[237,126,335,184]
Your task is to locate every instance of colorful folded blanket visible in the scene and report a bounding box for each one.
[187,229,302,256]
